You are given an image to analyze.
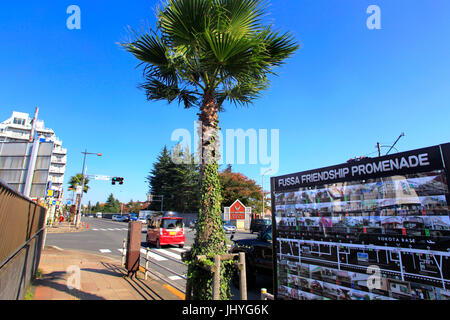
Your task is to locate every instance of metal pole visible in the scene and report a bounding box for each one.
[213,255,221,300]
[376,142,381,157]
[261,169,272,219]
[239,252,247,300]
[262,174,264,219]
[122,238,126,267]
[76,150,87,227]
[386,132,405,155]
[145,247,150,280]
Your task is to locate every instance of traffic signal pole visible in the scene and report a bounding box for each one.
[75,150,102,228]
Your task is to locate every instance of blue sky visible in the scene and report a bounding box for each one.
[1,0,449,205]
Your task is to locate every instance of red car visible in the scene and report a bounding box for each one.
[146,212,185,248]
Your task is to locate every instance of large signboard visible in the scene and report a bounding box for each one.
[271,143,450,300]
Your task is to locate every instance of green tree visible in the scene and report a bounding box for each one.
[92,201,102,213]
[68,173,89,193]
[147,145,200,212]
[103,193,120,213]
[122,0,298,300]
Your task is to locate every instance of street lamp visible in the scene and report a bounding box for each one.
[261,168,272,219]
[75,149,102,227]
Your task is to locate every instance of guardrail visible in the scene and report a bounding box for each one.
[120,239,249,300]
[121,239,187,294]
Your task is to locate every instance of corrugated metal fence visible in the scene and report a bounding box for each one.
[0,179,46,299]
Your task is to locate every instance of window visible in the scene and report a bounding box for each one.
[13,118,25,125]
[161,219,182,229]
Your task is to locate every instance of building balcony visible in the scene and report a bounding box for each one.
[1,131,29,140]
[51,155,67,164]
[49,166,66,174]
[52,146,67,155]
[48,176,65,184]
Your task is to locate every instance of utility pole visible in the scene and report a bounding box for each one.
[75,150,102,227]
[386,132,405,155]
[376,142,381,157]
[261,169,272,219]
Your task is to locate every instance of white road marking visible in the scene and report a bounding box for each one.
[140,248,168,261]
[168,275,183,281]
[171,248,187,253]
[99,249,111,253]
[155,248,181,260]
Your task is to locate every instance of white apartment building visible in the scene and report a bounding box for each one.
[0,111,67,195]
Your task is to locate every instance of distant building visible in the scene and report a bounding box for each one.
[0,110,67,198]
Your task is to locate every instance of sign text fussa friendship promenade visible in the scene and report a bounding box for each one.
[274,145,445,191]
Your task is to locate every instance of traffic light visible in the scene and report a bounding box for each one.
[112,177,124,185]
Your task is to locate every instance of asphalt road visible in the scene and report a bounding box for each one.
[45,216,273,300]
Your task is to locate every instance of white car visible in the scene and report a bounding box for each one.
[112,214,127,222]
[223,222,237,234]
[138,217,147,224]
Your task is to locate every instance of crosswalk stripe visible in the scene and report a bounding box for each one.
[155,248,181,260]
[140,248,168,261]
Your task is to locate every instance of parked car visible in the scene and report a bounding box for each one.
[138,216,147,224]
[230,226,273,288]
[112,214,128,222]
[129,213,138,221]
[250,218,271,234]
[96,212,102,218]
[146,211,185,248]
[223,222,237,234]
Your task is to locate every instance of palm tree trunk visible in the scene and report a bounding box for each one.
[197,92,220,179]
[186,92,230,300]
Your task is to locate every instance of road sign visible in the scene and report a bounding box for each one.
[67,200,72,205]
[93,175,111,181]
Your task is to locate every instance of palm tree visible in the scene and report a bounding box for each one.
[68,173,89,193]
[121,0,298,299]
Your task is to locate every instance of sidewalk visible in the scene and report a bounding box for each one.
[31,246,184,300]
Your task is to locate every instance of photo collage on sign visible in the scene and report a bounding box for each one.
[274,170,450,300]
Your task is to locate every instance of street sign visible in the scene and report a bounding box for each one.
[46,189,54,197]
[93,175,111,181]
[67,200,72,205]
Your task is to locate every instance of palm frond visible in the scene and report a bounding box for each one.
[140,77,200,109]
